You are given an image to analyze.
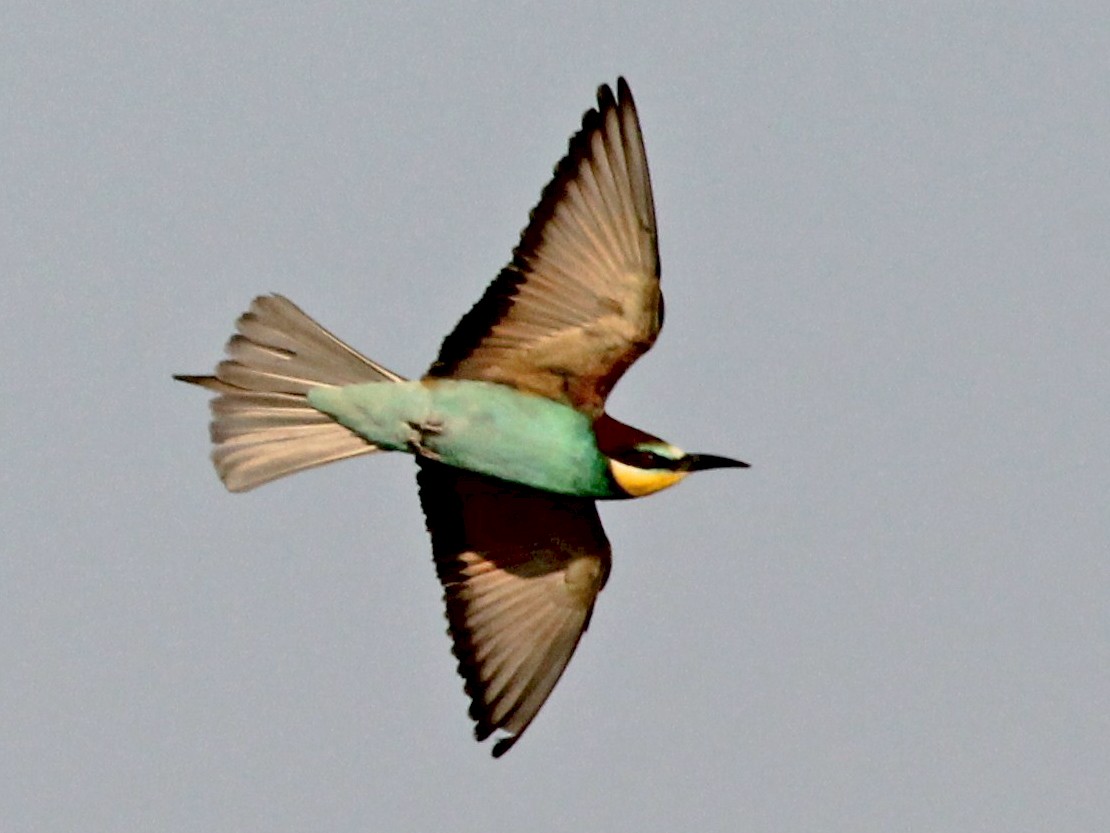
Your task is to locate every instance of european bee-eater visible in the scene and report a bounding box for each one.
[176,78,747,757]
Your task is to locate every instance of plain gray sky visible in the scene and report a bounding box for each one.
[4,3,1108,832]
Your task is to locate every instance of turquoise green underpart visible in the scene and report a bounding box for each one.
[307,380,619,499]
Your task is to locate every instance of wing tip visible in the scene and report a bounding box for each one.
[491,734,520,758]
[519,75,643,253]
[600,76,636,123]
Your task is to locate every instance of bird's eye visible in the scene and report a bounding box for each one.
[621,448,669,469]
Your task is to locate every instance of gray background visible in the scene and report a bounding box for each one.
[4,3,1108,832]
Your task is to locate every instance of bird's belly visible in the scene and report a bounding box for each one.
[307,380,612,497]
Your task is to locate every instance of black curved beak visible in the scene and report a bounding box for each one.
[683,453,750,472]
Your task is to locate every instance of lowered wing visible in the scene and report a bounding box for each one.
[417,461,611,756]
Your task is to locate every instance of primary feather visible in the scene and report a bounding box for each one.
[428,79,662,416]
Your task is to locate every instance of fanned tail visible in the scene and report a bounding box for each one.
[175,294,406,492]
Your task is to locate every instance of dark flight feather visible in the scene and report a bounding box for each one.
[417,461,611,757]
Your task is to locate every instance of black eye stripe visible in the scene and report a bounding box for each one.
[614,448,681,470]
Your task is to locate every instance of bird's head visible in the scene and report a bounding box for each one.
[595,415,748,499]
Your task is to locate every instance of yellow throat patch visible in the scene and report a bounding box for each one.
[608,458,689,497]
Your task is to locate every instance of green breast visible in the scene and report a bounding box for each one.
[307,379,616,498]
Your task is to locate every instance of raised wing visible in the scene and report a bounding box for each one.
[427,78,662,416]
[416,461,611,757]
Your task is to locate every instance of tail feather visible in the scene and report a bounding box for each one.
[211,429,375,493]
[176,294,405,492]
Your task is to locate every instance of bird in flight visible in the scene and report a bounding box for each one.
[176,78,748,757]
